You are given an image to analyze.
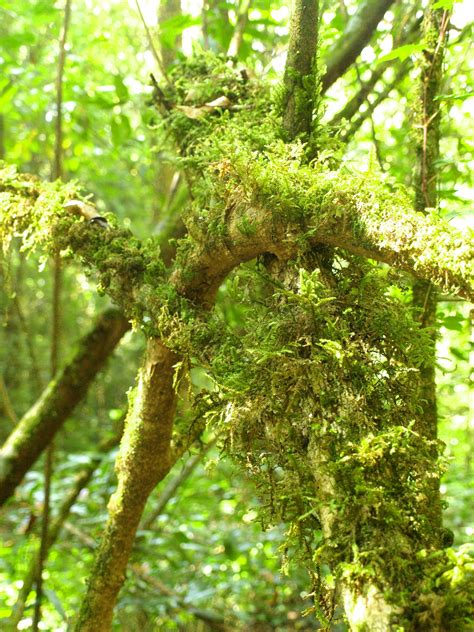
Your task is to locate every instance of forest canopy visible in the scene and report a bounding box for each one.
[0,0,473,630]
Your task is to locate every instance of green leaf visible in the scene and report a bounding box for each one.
[1,32,36,49]
[378,43,425,63]
[0,83,19,110]
[441,315,465,331]
[158,14,200,49]
[432,0,456,9]
[113,74,129,102]
[435,91,474,102]
[110,114,132,147]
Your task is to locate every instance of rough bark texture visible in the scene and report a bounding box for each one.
[74,338,178,631]
[1,162,472,312]
[322,0,395,93]
[282,0,319,140]
[0,27,473,628]
[412,5,451,544]
[0,309,129,506]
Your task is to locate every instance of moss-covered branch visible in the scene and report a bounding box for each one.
[1,49,473,630]
[410,2,452,547]
[2,144,471,319]
[0,309,129,506]
[281,0,319,141]
[0,163,167,323]
[173,147,473,305]
[75,338,178,631]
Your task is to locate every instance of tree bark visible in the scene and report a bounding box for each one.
[172,156,474,306]
[75,338,178,631]
[282,0,319,141]
[412,4,451,544]
[0,309,129,506]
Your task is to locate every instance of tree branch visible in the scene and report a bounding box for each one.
[410,3,451,542]
[0,375,18,426]
[322,0,396,93]
[172,152,473,306]
[282,0,319,140]
[7,426,123,630]
[329,16,421,128]
[0,309,129,506]
[75,338,178,631]
[227,0,252,57]
[62,522,231,631]
[142,436,217,530]
[1,154,472,313]
[338,60,412,141]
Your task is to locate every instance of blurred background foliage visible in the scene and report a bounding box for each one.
[0,0,472,629]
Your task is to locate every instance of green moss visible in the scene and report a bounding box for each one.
[2,52,472,627]
[190,253,457,621]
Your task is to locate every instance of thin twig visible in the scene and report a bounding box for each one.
[322,0,395,93]
[329,13,421,132]
[142,436,217,530]
[32,2,72,628]
[135,0,170,85]
[340,61,411,142]
[8,423,124,628]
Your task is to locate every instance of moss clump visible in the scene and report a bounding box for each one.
[194,254,451,621]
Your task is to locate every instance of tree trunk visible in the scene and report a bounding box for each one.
[75,338,178,631]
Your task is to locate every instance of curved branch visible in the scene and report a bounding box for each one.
[1,158,472,311]
[172,155,473,306]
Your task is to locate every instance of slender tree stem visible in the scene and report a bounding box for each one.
[7,427,124,630]
[0,375,18,425]
[322,0,395,92]
[142,436,217,529]
[0,310,130,506]
[75,339,179,631]
[282,0,319,141]
[340,61,411,141]
[135,0,170,84]
[412,4,451,544]
[32,1,71,627]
